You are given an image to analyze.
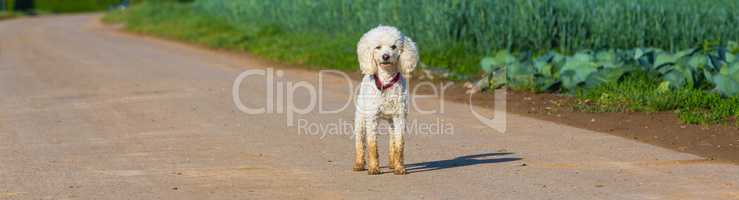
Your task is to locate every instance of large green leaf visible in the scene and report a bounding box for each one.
[685,54,707,70]
[534,51,564,77]
[678,54,712,86]
[708,48,730,71]
[659,62,695,89]
[595,50,616,63]
[730,61,739,80]
[481,51,517,74]
[571,51,593,63]
[654,52,678,70]
[662,69,689,89]
[712,74,739,96]
[727,52,736,64]
[584,67,629,89]
[506,62,536,88]
[674,48,697,59]
[492,51,517,65]
[594,50,622,69]
[710,61,739,96]
[560,54,598,91]
[634,48,657,71]
[480,57,495,73]
[633,48,646,60]
[651,48,702,89]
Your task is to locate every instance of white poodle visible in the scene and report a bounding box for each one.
[353,26,418,175]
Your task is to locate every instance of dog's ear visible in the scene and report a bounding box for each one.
[399,36,418,77]
[357,33,377,75]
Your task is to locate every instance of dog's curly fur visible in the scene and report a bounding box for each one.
[353,26,418,175]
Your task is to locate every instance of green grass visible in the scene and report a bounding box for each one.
[104,2,359,71]
[0,11,14,20]
[3,0,14,14]
[104,3,246,50]
[575,72,739,125]
[34,0,120,13]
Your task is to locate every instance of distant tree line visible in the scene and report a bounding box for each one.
[14,0,33,12]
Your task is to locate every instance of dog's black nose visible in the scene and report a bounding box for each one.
[382,54,390,61]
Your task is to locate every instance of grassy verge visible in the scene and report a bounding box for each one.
[104,2,358,71]
[103,3,246,50]
[575,72,739,125]
[106,1,482,74]
[34,0,121,13]
[0,12,14,20]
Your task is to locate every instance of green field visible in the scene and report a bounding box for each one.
[35,0,120,13]
[108,0,739,74]
[104,0,739,125]
[193,0,738,74]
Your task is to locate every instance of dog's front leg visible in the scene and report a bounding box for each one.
[365,116,381,175]
[391,115,406,175]
[388,118,397,170]
[353,114,366,171]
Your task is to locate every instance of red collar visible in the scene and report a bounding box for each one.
[372,73,401,92]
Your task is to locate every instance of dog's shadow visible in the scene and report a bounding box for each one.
[404,153,521,174]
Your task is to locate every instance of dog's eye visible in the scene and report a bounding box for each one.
[375,46,381,50]
[391,45,397,50]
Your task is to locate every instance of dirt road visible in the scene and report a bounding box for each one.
[1,15,738,200]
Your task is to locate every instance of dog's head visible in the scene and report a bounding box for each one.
[357,26,418,77]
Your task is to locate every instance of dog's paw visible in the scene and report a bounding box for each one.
[393,167,406,175]
[367,168,381,175]
[352,164,366,171]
